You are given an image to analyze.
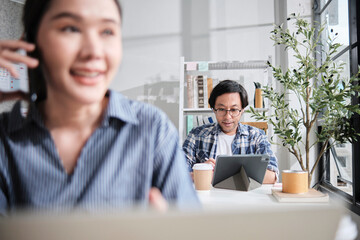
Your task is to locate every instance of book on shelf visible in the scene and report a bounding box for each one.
[206,77,213,108]
[203,116,210,125]
[186,115,194,135]
[193,76,198,108]
[271,188,329,203]
[197,75,204,108]
[203,76,208,108]
[196,115,203,126]
[186,75,194,108]
[192,115,198,130]
[186,74,215,109]
[185,114,216,136]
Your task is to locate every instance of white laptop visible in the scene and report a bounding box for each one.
[0,204,343,240]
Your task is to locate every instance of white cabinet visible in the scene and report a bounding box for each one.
[179,56,272,143]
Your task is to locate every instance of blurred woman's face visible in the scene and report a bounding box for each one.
[36,0,122,105]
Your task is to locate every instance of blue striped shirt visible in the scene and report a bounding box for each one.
[0,90,199,215]
[182,123,279,175]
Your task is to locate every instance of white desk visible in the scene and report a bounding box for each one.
[196,184,358,240]
[196,184,332,209]
[197,184,283,209]
[0,185,354,240]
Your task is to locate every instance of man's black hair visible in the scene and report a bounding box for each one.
[208,80,248,109]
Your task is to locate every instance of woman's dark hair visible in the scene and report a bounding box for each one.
[208,80,248,109]
[22,0,122,102]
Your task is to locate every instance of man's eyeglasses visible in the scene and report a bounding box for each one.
[213,108,242,117]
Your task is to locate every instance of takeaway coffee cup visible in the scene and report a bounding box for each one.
[282,170,308,194]
[193,163,213,191]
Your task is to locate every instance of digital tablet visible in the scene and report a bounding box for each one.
[212,154,270,186]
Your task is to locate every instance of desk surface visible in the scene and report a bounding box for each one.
[197,184,358,240]
[0,184,349,240]
[197,184,316,209]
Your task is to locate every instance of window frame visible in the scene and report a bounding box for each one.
[317,0,360,216]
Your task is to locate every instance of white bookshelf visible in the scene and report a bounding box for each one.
[179,56,273,143]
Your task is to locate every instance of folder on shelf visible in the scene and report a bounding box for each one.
[186,115,194,135]
[198,62,209,71]
[186,62,197,71]
[208,116,214,123]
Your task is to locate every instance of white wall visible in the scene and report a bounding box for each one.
[285,0,316,181]
[0,0,313,180]
[115,0,279,127]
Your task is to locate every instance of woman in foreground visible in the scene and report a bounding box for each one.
[0,0,198,215]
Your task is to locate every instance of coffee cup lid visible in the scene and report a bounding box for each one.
[193,163,213,170]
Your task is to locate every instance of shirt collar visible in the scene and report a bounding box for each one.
[104,90,139,126]
[211,123,222,135]
[238,122,250,136]
[213,122,250,136]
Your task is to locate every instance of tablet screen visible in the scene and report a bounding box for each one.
[212,154,270,186]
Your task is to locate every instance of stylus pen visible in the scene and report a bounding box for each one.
[204,157,215,171]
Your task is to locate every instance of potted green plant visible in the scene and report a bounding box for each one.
[249,14,360,186]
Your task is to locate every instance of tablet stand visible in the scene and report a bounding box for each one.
[213,166,261,191]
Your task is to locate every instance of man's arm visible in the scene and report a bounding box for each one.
[182,130,198,172]
[256,132,279,182]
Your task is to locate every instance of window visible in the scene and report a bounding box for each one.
[317,0,360,215]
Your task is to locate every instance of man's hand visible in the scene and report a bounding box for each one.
[204,158,216,169]
[263,169,276,184]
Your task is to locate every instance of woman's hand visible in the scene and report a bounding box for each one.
[149,187,168,212]
[0,40,39,78]
[0,40,39,101]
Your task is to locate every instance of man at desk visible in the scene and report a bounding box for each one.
[183,80,278,184]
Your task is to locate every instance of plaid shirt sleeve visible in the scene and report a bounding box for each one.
[256,133,279,176]
[183,123,279,179]
[236,124,279,178]
[182,129,198,172]
[182,124,217,172]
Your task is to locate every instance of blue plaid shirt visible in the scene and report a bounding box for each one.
[182,123,279,176]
